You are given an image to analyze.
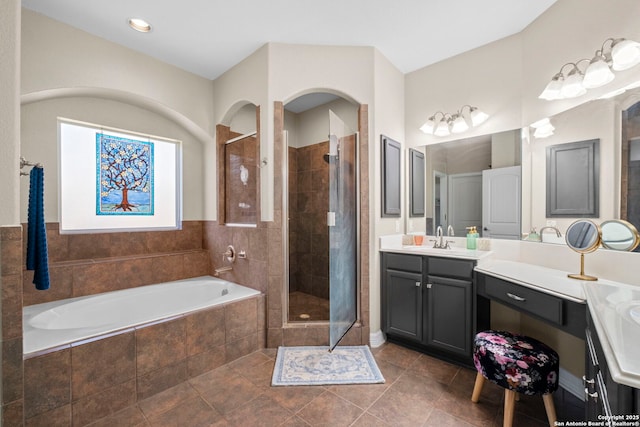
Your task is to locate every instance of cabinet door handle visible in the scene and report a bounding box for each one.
[582,375,595,385]
[506,292,526,302]
[415,282,421,287]
[584,388,598,401]
[426,283,432,289]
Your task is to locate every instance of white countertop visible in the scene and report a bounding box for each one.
[474,259,586,303]
[379,235,492,260]
[583,281,640,389]
[379,235,640,389]
[476,259,640,388]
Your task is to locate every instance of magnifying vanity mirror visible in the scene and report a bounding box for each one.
[600,219,640,251]
[565,219,601,281]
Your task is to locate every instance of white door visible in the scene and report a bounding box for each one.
[448,173,482,237]
[482,166,521,240]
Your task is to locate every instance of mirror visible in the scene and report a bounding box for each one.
[381,135,401,217]
[565,219,601,281]
[601,219,640,251]
[424,129,521,237]
[409,148,425,217]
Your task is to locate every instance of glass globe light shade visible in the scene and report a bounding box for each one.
[469,108,488,126]
[450,114,469,133]
[434,119,450,137]
[420,117,436,134]
[539,75,564,100]
[560,68,586,98]
[583,56,615,89]
[611,39,640,71]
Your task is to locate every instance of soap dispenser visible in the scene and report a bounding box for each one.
[466,226,478,250]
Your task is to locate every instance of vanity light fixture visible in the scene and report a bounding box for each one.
[420,105,488,137]
[539,37,640,101]
[128,18,152,33]
[530,117,555,139]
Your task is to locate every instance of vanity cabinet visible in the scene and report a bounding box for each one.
[383,254,424,343]
[585,311,639,423]
[381,252,479,366]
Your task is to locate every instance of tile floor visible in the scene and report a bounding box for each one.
[88,342,584,427]
[288,292,330,322]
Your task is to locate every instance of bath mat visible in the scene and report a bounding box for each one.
[271,345,385,386]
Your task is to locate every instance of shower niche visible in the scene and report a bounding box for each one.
[284,93,359,330]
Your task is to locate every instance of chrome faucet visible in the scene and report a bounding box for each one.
[435,226,444,248]
[431,226,453,249]
[447,225,455,237]
[539,226,562,242]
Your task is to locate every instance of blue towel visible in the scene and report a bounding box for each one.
[26,167,50,290]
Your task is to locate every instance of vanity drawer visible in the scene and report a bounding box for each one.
[427,257,474,279]
[383,253,423,273]
[484,275,564,325]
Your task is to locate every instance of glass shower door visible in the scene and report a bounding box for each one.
[328,110,358,351]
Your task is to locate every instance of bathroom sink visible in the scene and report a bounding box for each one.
[401,245,480,258]
[629,305,640,326]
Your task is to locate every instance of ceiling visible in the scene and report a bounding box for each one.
[21,0,556,81]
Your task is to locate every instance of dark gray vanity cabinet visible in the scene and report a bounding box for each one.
[381,252,477,366]
[382,253,424,343]
[585,311,639,423]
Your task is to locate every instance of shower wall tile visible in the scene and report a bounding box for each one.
[71,379,136,426]
[3,337,24,406]
[1,237,21,276]
[186,307,225,356]
[2,273,22,339]
[151,253,185,283]
[137,360,188,401]
[23,264,72,306]
[24,348,71,419]
[267,328,283,348]
[183,250,209,276]
[225,297,258,342]
[187,346,226,378]
[225,333,258,363]
[71,332,136,400]
[116,256,155,288]
[136,318,187,375]
[4,400,26,427]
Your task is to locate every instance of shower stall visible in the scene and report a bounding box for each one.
[285,98,359,349]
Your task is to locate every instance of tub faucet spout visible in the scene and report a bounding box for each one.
[214,266,233,276]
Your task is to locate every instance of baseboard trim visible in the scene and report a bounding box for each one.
[559,367,585,401]
[370,330,386,348]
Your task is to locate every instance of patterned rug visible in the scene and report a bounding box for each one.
[271,345,385,386]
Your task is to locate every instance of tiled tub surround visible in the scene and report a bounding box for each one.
[23,293,264,426]
[22,221,210,307]
[23,276,260,356]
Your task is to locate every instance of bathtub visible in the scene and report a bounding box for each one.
[23,276,261,356]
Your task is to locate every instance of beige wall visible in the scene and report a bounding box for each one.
[0,0,21,226]
[20,97,205,222]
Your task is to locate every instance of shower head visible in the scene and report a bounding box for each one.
[323,153,337,163]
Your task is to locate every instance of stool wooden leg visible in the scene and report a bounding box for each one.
[471,372,485,403]
[503,389,516,427]
[542,393,557,427]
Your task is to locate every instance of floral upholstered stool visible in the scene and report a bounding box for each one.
[471,330,559,427]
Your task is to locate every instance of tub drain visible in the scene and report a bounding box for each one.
[299,313,311,320]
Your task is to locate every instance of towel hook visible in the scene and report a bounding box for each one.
[20,156,42,176]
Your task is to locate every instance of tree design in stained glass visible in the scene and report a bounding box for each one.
[96,133,154,215]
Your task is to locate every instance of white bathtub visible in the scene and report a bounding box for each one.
[23,276,260,356]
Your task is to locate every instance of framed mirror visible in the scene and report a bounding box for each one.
[601,219,640,251]
[565,219,601,281]
[381,135,401,217]
[409,148,425,217]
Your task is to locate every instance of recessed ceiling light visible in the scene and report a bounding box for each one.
[128,18,152,33]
